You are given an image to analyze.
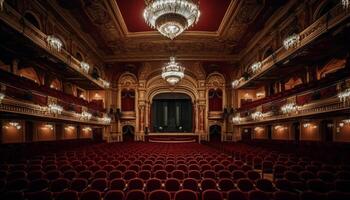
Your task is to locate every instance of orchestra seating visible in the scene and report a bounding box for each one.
[1,142,349,200]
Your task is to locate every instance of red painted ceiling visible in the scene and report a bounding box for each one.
[116,0,232,32]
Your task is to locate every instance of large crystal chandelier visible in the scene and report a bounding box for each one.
[143,0,200,39]
[162,57,185,85]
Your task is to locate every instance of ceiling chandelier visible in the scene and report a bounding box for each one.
[162,57,185,85]
[143,0,200,39]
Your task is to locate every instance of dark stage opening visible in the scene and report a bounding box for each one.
[151,93,193,133]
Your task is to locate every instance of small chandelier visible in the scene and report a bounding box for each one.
[143,0,200,39]
[100,116,111,124]
[0,92,5,104]
[80,62,90,73]
[81,111,92,121]
[48,103,63,114]
[251,111,264,121]
[251,62,262,73]
[338,88,350,103]
[283,33,300,50]
[281,103,298,114]
[8,122,21,130]
[232,115,241,124]
[46,35,63,52]
[162,57,185,85]
[342,0,349,9]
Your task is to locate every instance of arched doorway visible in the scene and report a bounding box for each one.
[241,128,252,141]
[122,125,135,141]
[151,93,193,133]
[209,125,221,142]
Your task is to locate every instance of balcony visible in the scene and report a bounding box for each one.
[0,5,106,90]
[236,3,350,89]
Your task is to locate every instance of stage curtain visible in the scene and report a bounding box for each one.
[209,89,223,111]
[121,89,135,111]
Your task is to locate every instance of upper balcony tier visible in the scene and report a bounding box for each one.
[0,5,106,90]
[236,3,350,89]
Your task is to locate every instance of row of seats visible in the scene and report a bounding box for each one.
[3,189,350,200]
[1,142,350,200]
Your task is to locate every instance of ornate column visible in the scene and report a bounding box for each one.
[138,103,145,141]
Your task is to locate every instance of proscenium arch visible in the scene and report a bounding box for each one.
[145,75,199,104]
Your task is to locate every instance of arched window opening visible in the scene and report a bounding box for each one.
[209,89,223,112]
[24,12,41,30]
[121,89,135,112]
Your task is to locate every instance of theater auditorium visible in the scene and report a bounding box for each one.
[0,0,350,200]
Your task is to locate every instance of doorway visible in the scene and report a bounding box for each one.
[209,125,222,142]
[241,128,252,141]
[122,125,135,142]
[321,120,333,142]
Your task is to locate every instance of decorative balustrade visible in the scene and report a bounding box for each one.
[233,80,349,125]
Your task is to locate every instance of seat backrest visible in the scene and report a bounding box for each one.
[174,189,198,200]
[145,178,162,192]
[227,189,247,200]
[80,190,101,200]
[201,178,217,191]
[202,189,223,200]
[56,190,79,200]
[149,190,171,200]
[104,190,125,200]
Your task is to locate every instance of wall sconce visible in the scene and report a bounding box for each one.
[46,35,63,52]
[251,62,262,73]
[0,92,5,104]
[303,123,310,128]
[7,122,21,130]
[82,127,92,132]
[283,33,300,50]
[80,62,90,73]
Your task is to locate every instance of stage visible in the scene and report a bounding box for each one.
[145,133,199,143]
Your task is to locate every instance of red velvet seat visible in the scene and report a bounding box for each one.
[138,170,151,180]
[28,178,49,192]
[50,178,70,192]
[200,178,217,191]
[183,178,199,192]
[227,189,247,200]
[90,178,108,192]
[149,189,171,200]
[104,190,124,200]
[273,191,299,200]
[218,178,235,192]
[145,178,162,192]
[248,190,270,200]
[165,178,181,192]
[237,178,254,192]
[172,170,185,180]
[123,170,137,180]
[128,178,144,190]
[256,178,275,192]
[56,190,79,200]
[70,178,88,192]
[154,170,168,180]
[174,189,198,200]
[110,178,126,190]
[202,189,223,200]
[80,190,101,200]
